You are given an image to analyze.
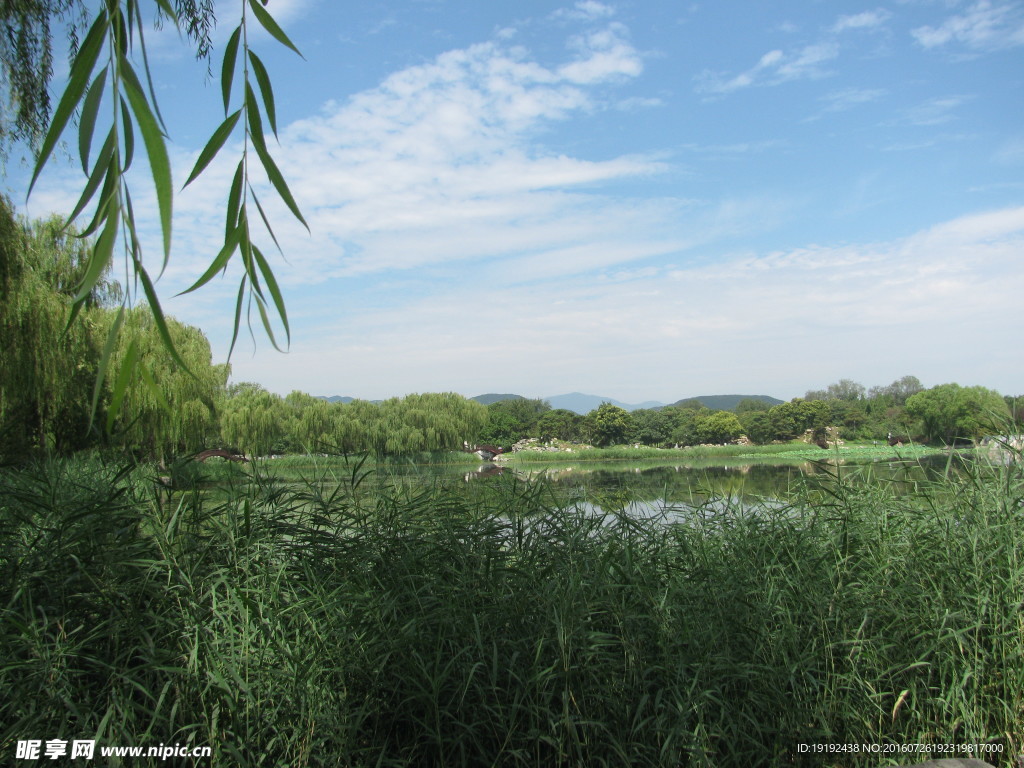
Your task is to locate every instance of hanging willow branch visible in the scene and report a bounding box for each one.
[25,0,305,427]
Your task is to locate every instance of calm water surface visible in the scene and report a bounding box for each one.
[368,454,959,513]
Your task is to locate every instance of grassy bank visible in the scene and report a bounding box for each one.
[502,441,945,464]
[1,449,1021,766]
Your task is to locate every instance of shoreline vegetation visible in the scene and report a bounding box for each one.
[496,439,947,464]
[227,439,950,470]
[2,445,1022,767]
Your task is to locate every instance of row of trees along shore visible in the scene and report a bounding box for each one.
[2,201,1020,462]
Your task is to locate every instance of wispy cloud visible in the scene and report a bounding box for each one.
[227,206,1024,401]
[161,18,660,298]
[831,9,892,34]
[693,4,900,98]
[820,87,887,112]
[803,87,887,121]
[994,137,1024,164]
[695,43,838,94]
[895,95,973,126]
[553,1,617,23]
[912,0,1024,51]
[680,140,787,157]
[693,7,899,98]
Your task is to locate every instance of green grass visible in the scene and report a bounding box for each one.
[1,447,1021,766]
[503,441,945,464]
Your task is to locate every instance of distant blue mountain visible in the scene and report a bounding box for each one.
[543,392,666,415]
[319,395,384,404]
[319,392,783,415]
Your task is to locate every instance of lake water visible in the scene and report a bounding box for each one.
[368,453,961,513]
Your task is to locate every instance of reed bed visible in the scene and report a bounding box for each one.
[1,449,1021,767]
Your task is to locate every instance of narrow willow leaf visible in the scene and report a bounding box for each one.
[106,338,139,433]
[177,225,243,295]
[121,186,144,262]
[244,240,264,301]
[253,139,309,230]
[228,275,248,360]
[245,82,267,154]
[226,159,244,237]
[79,69,108,173]
[120,95,135,171]
[77,170,118,238]
[74,203,119,304]
[240,228,260,299]
[183,109,241,188]
[135,263,192,375]
[254,294,285,352]
[28,7,108,197]
[252,244,290,344]
[124,0,138,41]
[247,50,277,136]
[221,26,242,114]
[120,56,173,266]
[250,190,282,255]
[67,127,116,224]
[152,0,176,19]
[91,304,126,426]
[247,0,304,58]
[238,205,252,264]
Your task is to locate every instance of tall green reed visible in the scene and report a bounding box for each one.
[1,446,1020,766]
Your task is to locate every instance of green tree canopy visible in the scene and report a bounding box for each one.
[868,375,924,406]
[282,391,336,452]
[805,379,866,402]
[109,308,228,460]
[220,384,285,457]
[693,411,743,444]
[7,0,302,430]
[536,408,586,442]
[905,383,1009,443]
[0,198,106,456]
[735,398,771,414]
[586,402,633,447]
[478,397,550,446]
[630,407,678,447]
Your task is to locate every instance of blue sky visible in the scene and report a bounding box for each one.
[14,0,1024,402]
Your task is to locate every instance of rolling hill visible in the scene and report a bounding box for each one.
[320,392,785,414]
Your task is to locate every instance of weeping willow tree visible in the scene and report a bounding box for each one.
[104,307,228,461]
[219,383,285,457]
[0,197,116,458]
[332,398,377,454]
[6,0,303,428]
[327,393,488,457]
[282,390,335,452]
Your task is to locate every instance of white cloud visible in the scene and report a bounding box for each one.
[229,206,1024,401]
[912,1,1024,51]
[695,43,838,94]
[554,1,617,22]
[832,9,892,34]
[156,19,656,297]
[897,95,972,125]
[803,87,887,122]
[819,87,887,112]
[559,24,642,83]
